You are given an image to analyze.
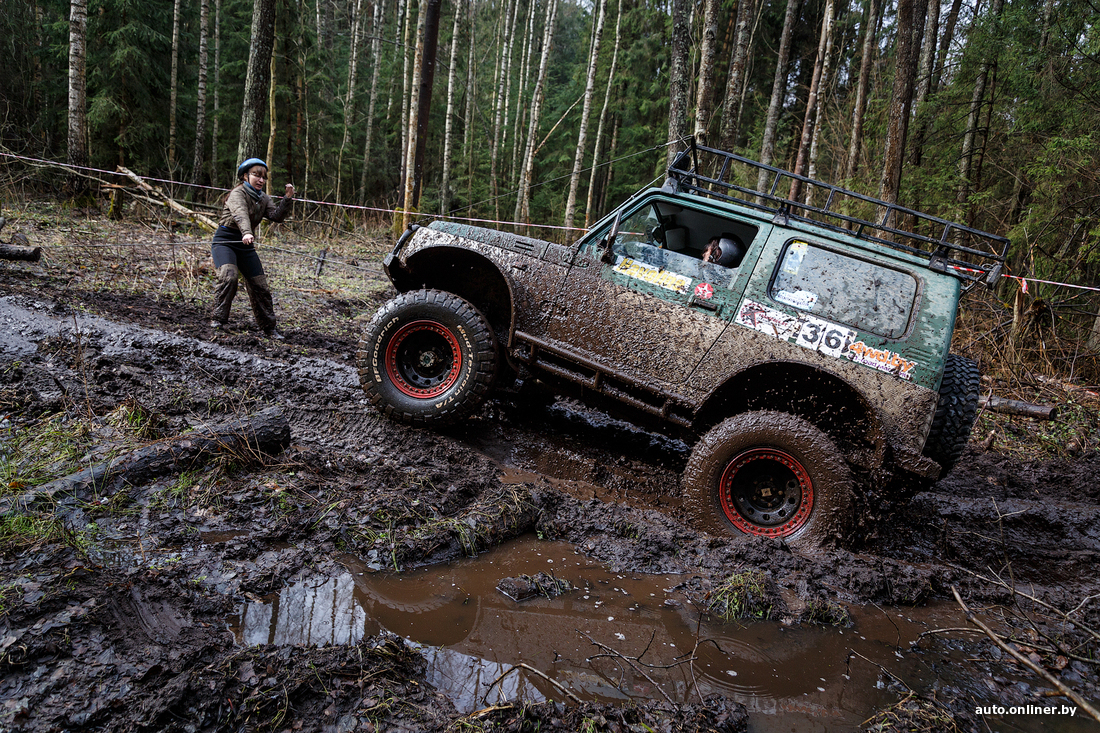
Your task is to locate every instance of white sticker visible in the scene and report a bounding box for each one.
[774,289,818,310]
[796,317,857,358]
[736,300,804,341]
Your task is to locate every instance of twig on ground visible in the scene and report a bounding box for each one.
[951,586,1100,723]
[482,662,581,705]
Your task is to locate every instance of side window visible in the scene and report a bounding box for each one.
[770,241,917,338]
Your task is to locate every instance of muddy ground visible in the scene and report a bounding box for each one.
[0,211,1098,732]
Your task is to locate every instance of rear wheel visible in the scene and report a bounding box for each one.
[923,354,980,476]
[683,411,853,551]
[357,289,498,425]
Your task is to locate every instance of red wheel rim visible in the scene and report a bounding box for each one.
[718,448,814,537]
[384,320,463,399]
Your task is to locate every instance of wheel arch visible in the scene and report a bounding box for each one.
[692,361,886,470]
[389,246,517,346]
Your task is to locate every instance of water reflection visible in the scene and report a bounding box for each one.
[232,537,956,730]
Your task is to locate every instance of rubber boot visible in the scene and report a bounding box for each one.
[243,274,277,333]
[211,263,240,325]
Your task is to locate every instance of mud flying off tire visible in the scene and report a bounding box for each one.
[683,411,853,551]
[923,353,980,476]
[357,289,498,425]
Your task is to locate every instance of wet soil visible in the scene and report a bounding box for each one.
[1,230,1098,732]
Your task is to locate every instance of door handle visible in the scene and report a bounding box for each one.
[687,295,718,311]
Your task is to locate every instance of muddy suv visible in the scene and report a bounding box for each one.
[358,143,1008,549]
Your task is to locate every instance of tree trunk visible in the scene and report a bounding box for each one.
[191,0,210,190]
[878,0,924,208]
[210,0,221,182]
[411,0,442,207]
[585,0,622,228]
[719,0,755,152]
[65,0,89,201]
[490,0,518,222]
[515,0,559,227]
[169,0,182,170]
[238,0,277,164]
[563,0,606,229]
[441,0,463,215]
[360,0,385,202]
[666,0,691,167]
[843,0,880,181]
[756,0,800,191]
[462,0,476,158]
[932,0,963,92]
[511,0,539,193]
[956,0,1005,227]
[337,0,366,203]
[908,0,939,168]
[398,0,416,199]
[805,0,837,202]
[693,0,721,145]
[265,17,279,185]
[790,0,835,202]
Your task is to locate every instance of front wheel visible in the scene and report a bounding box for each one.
[357,289,498,425]
[682,411,853,551]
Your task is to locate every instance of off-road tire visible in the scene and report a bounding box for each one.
[357,289,498,425]
[923,353,980,476]
[683,411,853,551]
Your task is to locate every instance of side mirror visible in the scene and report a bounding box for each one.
[598,211,623,265]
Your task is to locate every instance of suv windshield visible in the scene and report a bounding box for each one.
[770,240,917,338]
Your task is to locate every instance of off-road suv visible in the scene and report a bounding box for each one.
[358,143,1008,549]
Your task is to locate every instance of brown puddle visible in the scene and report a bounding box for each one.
[231,536,1070,732]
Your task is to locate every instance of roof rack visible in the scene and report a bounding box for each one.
[665,140,1008,289]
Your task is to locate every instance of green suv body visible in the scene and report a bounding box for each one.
[360,144,1007,549]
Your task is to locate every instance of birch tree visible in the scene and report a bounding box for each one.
[719,0,755,152]
[756,0,800,191]
[191,0,210,188]
[65,0,88,200]
[337,0,366,202]
[441,0,463,215]
[693,0,721,144]
[790,0,835,202]
[843,0,880,180]
[563,0,607,229]
[956,0,1006,225]
[169,0,182,170]
[586,0,622,227]
[666,0,691,166]
[515,0,558,226]
[361,0,385,202]
[210,0,221,181]
[490,0,519,220]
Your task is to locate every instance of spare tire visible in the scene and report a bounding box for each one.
[923,353,980,476]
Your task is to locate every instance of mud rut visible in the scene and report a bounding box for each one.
[1,274,1099,732]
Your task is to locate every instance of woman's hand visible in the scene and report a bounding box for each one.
[284,183,295,198]
[242,233,255,245]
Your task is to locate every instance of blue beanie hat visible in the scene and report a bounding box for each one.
[237,158,268,179]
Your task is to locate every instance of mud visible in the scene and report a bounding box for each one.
[2,240,1099,732]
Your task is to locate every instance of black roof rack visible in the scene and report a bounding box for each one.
[665,140,1008,289]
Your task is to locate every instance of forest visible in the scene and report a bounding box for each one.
[2,0,1100,347]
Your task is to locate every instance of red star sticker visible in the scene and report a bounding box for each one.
[694,282,714,300]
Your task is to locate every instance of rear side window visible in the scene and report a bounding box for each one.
[770,241,917,338]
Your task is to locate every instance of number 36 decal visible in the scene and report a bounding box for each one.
[798,316,856,359]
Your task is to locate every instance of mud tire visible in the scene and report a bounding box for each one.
[357,289,498,425]
[683,411,853,551]
[923,353,980,476]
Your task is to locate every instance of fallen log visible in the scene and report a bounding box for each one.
[0,241,40,262]
[2,406,291,515]
[979,395,1058,421]
[117,165,218,231]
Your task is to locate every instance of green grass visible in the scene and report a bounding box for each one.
[0,413,93,495]
[707,570,775,621]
